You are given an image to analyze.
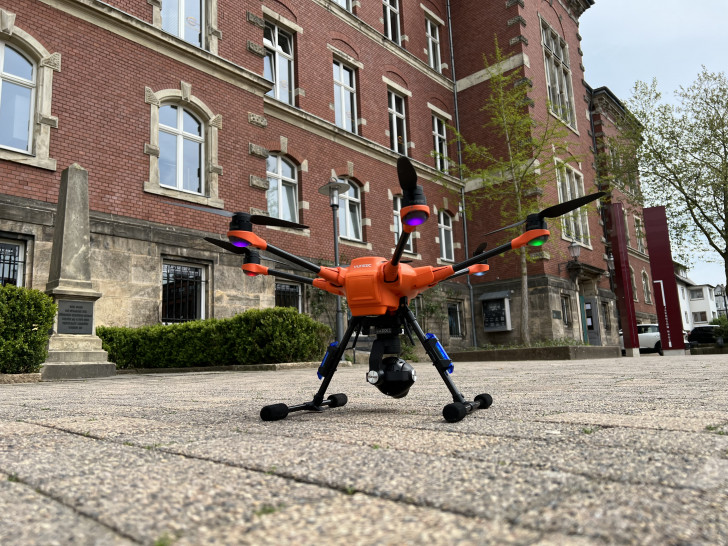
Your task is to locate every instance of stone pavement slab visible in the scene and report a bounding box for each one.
[0,354,727,544]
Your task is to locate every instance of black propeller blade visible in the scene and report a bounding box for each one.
[539,192,606,219]
[203,237,288,266]
[397,156,418,192]
[473,242,488,256]
[165,201,309,230]
[483,192,606,237]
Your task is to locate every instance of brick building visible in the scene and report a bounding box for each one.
[0,0,651,348]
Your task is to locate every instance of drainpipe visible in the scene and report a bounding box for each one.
[446,0,478,347]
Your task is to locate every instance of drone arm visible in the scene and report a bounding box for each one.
[384,231,412,281]
[263,243,322,275]
[450,240,513,274]
[445,263,490,281]
[266,269,315,285]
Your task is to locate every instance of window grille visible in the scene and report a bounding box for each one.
[162,262,205,323]
[0,241,24,286]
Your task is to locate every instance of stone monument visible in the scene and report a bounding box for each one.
[42,164,115,380]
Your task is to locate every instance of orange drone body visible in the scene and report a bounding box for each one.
[313,257,457,316]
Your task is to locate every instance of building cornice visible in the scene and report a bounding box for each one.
[38,0,271,96]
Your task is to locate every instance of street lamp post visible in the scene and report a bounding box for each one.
[566,241,583,343]
[319,177,350,343]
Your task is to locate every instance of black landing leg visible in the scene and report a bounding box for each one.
[401,305,493,423]
[260,317,362,421]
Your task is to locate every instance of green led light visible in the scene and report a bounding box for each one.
[527,236,548,247]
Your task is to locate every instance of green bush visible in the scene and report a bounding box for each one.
[0,285,57,374]
[710,315,728,340]
[97,307,331,369]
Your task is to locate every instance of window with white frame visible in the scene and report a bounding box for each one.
[0,21,59,171]
[556,162,590,244]
[432,115,448,172]
[382,0,401,44]
[338,179,362,241]
[693,311,707,323]
[561,295,571,326]
[333,0,352,11]
[448,301,462,337]
[623,212,631,247]
[393,196,414,253]
[158,104,205,195]
[266,154,298,222]
[333,60,357,134]
[0,239,25,287]
[642,271,652,304]
[438,210,454,261]
[635,217,646,253]
[275,282,301,311]
[162,0,204,47]
[388,90,407,155]
[541,19,575,127]
[162,261,206,323]
[689,288,704,300]
[264,22,295,105]
[425,17,441,72]
[0,43,35,154]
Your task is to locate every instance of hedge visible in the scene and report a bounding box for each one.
[97,307,332,369]
[0,284,57,374]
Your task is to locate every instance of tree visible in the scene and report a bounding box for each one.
[610,68,728,284]
[453,39,575,345]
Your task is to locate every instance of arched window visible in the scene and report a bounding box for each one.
[438,210,454,261]
[0,44,34,153]
[266,154,298,222]
[338,179,362,241]
[0,15,59,171]
[144,84,223,207]
[158,104,204,194]
[642,271,652,304]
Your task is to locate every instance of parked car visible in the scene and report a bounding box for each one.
[688,325,719,346]
[619,324,663,355]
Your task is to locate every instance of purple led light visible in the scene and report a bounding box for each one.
[229,237,250,247]
[403,211,428,226]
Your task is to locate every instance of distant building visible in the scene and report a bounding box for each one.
[674,262,718,330]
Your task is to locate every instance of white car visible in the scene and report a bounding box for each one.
[619,324,663,355]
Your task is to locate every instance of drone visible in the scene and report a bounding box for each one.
[173,156,603,422]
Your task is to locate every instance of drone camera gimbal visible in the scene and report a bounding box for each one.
[181,156,603,423]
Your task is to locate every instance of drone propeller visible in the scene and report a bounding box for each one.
[397,156,418,192]
[166,201,309,230]
[203,237,290,266]
[484,192,606,237]
[473,242,488,256]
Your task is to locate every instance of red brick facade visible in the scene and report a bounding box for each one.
[0,0,650,346]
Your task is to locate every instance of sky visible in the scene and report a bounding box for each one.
[579,0,728,287]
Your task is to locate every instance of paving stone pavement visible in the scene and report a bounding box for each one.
[1,354,727,545]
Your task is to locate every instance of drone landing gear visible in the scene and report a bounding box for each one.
[259,304,492,423]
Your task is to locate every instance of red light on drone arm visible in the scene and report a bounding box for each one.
[227,230,268,250]
[511,229,550,249]
[242,263,268,277]
[399,205,430,232]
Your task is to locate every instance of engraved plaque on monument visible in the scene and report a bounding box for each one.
[57,300,94,335]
